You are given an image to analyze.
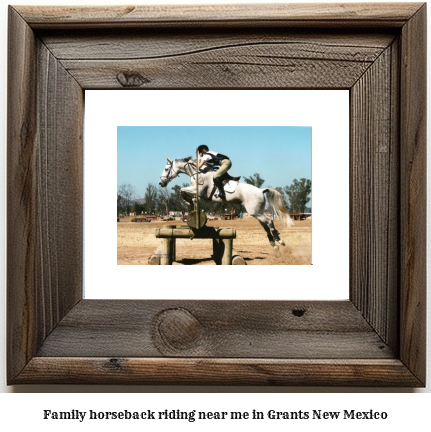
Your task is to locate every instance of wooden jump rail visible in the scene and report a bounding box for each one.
[153,225,242,265]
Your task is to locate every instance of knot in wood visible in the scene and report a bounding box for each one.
[292,308,306,317]
[116,71,150,87]
[155,308,203,351]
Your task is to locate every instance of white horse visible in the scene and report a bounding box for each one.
[159,157,293,248]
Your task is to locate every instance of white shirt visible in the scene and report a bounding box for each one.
[200,151,219,166]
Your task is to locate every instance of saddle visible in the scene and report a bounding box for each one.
[208,172,241,200]
[219,172,241,186]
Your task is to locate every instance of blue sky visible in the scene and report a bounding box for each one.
[117,126,311,198]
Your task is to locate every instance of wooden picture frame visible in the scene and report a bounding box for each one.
[7,3,426,386]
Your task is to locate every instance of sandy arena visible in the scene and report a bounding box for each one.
[117,215,311,265]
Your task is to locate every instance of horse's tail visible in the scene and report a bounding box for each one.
[263,188,294,227]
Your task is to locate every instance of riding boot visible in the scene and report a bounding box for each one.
[214,177,226,200]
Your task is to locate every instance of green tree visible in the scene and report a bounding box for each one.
[284,178,311,213]
[133,201,145,215]
[244,173,264,188]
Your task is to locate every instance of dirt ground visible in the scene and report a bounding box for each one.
[118,215,311,265]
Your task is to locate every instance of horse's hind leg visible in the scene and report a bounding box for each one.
[253,214,277,248]
[254,214,285,248]
[268,219,285,246]
[244,194,284,248]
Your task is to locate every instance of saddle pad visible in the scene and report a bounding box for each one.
[224,180,239,193]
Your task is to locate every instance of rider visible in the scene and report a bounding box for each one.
[192,145,231,200]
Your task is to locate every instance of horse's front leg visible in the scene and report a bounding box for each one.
[179,186,195,206]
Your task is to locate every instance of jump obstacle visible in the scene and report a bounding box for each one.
[149,148,245,265]
[150,224,244,265]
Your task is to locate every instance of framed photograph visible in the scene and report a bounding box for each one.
[7,4,426,386]
[115,123,313,266]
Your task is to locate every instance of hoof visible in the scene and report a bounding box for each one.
[274,245,279,251]
[278,239,285,246]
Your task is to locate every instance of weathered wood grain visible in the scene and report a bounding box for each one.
[41,31,395,60]
[42,31,394,89]
[350,45,399,347]
[7,6,83,382]
[58,50,377,89]
[35,40,84,335]
[12,357,421,387]
[7,6,38,382]
[399,3,427,385]
[16,3,423,29]
[36,300,394,359]
[15,358,423,386]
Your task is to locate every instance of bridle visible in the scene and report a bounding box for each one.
[160,161,176,184]
[160,159,196,184]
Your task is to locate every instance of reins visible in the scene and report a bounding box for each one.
[161,159,196,183]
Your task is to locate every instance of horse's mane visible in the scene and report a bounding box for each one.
[176,156,216,175]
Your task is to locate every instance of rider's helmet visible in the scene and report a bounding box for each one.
[197,145,209,153]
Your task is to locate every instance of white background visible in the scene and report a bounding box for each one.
[85,90,349,300]
[0,0,429,426]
